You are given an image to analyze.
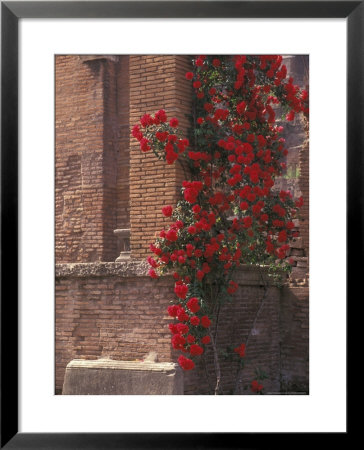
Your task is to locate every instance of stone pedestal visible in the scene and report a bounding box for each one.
[62,359,184,395]
[114,229,130,261]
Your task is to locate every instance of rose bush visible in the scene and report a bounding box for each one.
[133,55,308,394]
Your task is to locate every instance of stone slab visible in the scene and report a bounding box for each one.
[62,359,184,395]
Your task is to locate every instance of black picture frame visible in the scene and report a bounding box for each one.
[1,1,358,448]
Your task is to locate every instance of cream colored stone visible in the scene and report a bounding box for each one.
[62,359,183,395]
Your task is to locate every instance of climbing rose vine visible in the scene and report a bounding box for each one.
[132,55,308,394]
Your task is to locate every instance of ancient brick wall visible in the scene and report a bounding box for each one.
[55,263,282,395]
[55,54,309,394]
[273,56,309,392]
[116,56,131,231]
[183,267,282,395]
[55,55,122,262]
[55,262,174,393]
[129,55,192,260]
[279,286,309,392]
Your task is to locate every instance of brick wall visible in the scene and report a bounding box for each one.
[55,263,282,395]
[56,55,123,262]
[55,54,309,394]
[183,267,282,394]
[278,56,309,393]
[279,286,309,392]
[129,55,192,260]
[116,56,131,231]
[55,261,175,393]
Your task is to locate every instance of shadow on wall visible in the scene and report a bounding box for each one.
[279,286,309,394]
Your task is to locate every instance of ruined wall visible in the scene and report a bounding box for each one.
[129,55,192,260]
[55,263,282,395]
[55,55,122,262]
[55,262,174,394]
[55,54,309,394]
[278,57,309,392]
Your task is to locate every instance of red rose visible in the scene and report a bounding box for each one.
[286,110,295,121]
[186,297,200,313]
[171,333,186,350]
[189,344,204,356]
[147,256,158,268]
[132,124,142,140]
[184,188,198,204]
[177,307,189,322]
[234,343,246,357]
[190,316,200,326]
[169,117,179,128]
[201,335,211,344]
[200,315,211,328]
[204,103,213,112]
[178,355,195,370]
[197,270,205,281]
[168,323,178,334]
[155,109,167,123]
[188,225,196,235]
[156,131,168,142]
[140,138,150,152]
[251,380,264,393]
[278,230,287,243]
[166,150,178,165]
[178,256,185,264]
[176,323,189,335]
[140,113,153,127]
[243,216,252,228]
[174,283,188,299]
[148,269,159,279]
[236,101,246,115]
[167,305,179,317]
[162,205,173,217]
[166,229,178,242]
[227,280,238,294]
[185,71,194,80]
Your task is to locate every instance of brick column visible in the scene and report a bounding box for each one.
[129,55,192,260]
[55,55,120,262]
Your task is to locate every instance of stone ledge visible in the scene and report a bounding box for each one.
[55,261,285,286]
[55,261,150,278]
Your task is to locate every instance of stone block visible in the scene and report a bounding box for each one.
[290,237,303,249]
[62,359,184,395]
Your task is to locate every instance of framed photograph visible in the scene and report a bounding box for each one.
[1,1,357,448]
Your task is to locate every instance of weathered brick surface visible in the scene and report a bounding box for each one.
[55,54,309,394]
[55,263,282,395]
[272,57,309,392]
[279,286,309,392]
[55,262,175,394]
[116,56,130,231]
[184,278,281,395]
[129,55,192,260]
